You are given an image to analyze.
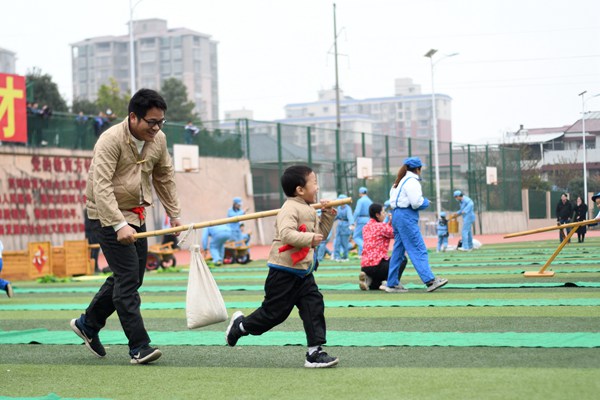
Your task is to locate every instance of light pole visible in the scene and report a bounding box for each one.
[129,0,143,94]
[579,90,600,204]
[424,49,458,218]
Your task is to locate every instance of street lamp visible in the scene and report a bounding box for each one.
[424,49,458,218]
[579,90,600,204]
[129,0,143,94]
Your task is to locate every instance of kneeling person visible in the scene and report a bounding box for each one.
[360,203,407,291]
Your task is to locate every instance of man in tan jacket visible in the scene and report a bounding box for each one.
[70,89,182,365]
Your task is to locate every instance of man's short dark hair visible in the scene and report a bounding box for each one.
[369,203,383,219]
[281,165,313,197]
[128,88,167,119]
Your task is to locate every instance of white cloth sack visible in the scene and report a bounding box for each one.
[185,243,228,329]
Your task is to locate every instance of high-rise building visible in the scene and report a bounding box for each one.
[71,18,218,121]
[0,47,16,74]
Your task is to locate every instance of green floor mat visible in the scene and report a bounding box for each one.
[11,281,600,294]
[3,297,600,311]
[1,328,599,348]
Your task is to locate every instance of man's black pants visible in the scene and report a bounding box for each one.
[84,219,150,352]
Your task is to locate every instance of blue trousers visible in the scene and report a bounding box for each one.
[387,208,435,286]
[461,215,475,249]
[333,233,350,260]
[208,231,232,263]
[437,235,448,251]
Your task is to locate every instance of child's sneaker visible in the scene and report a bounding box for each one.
[5,283,13,298]
[304,347,339,368]
[225,311,247,347]
[358,271,372,291]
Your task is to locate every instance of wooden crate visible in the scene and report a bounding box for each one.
[53,240,93,277]
[2,250,29,281]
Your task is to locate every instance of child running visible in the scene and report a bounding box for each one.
[225,165,339,368]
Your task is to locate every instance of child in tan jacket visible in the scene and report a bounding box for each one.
[225,165,339,368]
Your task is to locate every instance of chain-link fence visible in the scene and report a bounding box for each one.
[20,113,522,215]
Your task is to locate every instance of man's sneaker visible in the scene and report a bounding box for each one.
[70,318,106,357]
[458,247,472,252]
[358,271,372,291]
[304,347,339,368]
[225,311,247,347]
[385,284,408,293]
[130,346,162,364]
[5,283,13,298]
[426,277,449,292]
[379,281,388,291]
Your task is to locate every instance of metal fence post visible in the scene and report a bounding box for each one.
[277,123,284,205]
[307,126,312,165]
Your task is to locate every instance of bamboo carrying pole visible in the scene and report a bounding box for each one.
[133,197,353,239]
[503,219,598,239]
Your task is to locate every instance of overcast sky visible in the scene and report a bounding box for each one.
[2,0,599,144]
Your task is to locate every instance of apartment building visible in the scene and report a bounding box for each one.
[71,18,218,121]
[0,47,16,74]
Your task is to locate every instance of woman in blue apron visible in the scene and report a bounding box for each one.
[385,157,448,293]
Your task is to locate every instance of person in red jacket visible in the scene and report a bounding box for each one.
[359,203,406,291]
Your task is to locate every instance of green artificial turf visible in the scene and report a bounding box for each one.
[1,239,599,399]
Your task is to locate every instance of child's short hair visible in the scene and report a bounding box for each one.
[369,203,383,219]
[281,165,313,197]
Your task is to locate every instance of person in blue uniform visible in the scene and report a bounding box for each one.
[352,187,373,256]
[333,194,354,261]
[385,157,448,293]
[436,212,449,252]
[202,225,233,266]
[227,197,247,242]
[453,190,475,251]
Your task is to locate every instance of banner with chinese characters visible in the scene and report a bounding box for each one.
[0,73,27,143]
[0,150,92,249]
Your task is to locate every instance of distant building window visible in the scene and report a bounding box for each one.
[160,37,170,47]
[160,49,170,61]
[173,61,182,74]
[172,48,182,60]
[141,63,155,74]
[172,36,182,47]
[96,42,111,52]
[161,62,171,74]
[140,51,156,62]
[96,56,110,67]
[140,38,156,48]
[193,36,201,46]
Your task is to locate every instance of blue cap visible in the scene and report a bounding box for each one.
[453,190,463,197]
[592,192,600,202]
[440,212,447,218]
[403,157,423,169]
[233,197,242,204]
[338,194,347,199]
[359,187,368,194]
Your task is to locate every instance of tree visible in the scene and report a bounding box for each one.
[160,78,197,123]
[71,97,99,115]
[96,77,129,118]
[25,67,68,112]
